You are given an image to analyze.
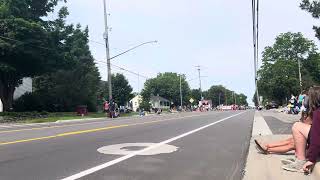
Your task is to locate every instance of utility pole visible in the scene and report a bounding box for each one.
[225,89,227,105]
[196,66,203,100]
[219,93,221,106]
[138,73,140,94]
[252,0,260,106]
[180,74,183,108]
[103,0,112,101]
[298,59,302,92]
[233,92,235,105]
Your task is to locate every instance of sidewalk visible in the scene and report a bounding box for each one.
[243,110,319,180]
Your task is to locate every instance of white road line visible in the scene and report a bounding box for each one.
[61,111,247,180]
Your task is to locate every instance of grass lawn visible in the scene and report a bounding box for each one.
[23,112,139,123]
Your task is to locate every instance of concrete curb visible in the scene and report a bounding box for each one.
[251,111,273,136]
[312,163,320,180]
[55,117,107,123]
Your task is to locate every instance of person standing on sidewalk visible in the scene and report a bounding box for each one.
[298,91,306,109]
[103,100,109,113]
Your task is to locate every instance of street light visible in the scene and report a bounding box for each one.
[180,75,182,107]
[109,40,157,97]
[103,0,157,102]
[109,41,158,61]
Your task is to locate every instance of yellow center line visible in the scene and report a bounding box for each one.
[0,114,181,134]
[0,114,205,146]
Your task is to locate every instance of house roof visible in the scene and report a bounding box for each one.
[150,95,170,102]
[129,95,142,102]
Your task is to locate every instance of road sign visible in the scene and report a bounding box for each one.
[189,98,194,103]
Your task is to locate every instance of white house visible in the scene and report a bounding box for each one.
[150,95,170,109]
[129,95,143,112]
[0,78,32,112]
[0,98,3,112]
[13,77,32,100]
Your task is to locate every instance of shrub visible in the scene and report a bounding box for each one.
[13,93,44,112]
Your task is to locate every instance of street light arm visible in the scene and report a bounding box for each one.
[109,40,158,60]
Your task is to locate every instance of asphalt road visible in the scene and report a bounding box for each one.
[0,111,254,180]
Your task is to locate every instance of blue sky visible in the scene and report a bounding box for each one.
[55,0,319,104]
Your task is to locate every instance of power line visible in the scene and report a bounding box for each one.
[0,35,117,54]
[111,64,149,79]
[186,76,208,83]
[0,35,106,52]
[0,35,55,51]
[89,39,105,46]
[94,59,149,79]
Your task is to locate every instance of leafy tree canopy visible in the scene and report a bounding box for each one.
[99,73,134,106]
[0,0,68,111]
[141,72,191,105]
[257,32,320,104]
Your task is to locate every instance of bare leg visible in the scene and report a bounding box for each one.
[265,137,293,149]
[267,141,295,154]
[292,122,311,160]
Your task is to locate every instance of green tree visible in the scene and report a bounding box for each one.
[13,7,102,112]
[0,0,67,111]
[237,93,248,106]
[205,85,247,106]
[253,92,259,106]
[99,73,134,106]
[257,32,319,104]
[300,0,320,85]
[206,85,227,106]
[189,89,202,104]
[301,0,320,40]
[141,72,191,105]
[31,22,101,112]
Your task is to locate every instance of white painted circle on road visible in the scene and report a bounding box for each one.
[97,143,178,156]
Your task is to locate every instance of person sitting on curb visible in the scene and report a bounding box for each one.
[255,93,311,155]
[281,86,320,173]
[254,90,312,165]
[254,113,312,155]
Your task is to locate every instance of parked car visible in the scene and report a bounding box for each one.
[119,106,132,113]
[266,101,279,110]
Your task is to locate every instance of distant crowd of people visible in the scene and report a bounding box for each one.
[284,91,308,115]
[255,86,320,174]
[103,100,120,118]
